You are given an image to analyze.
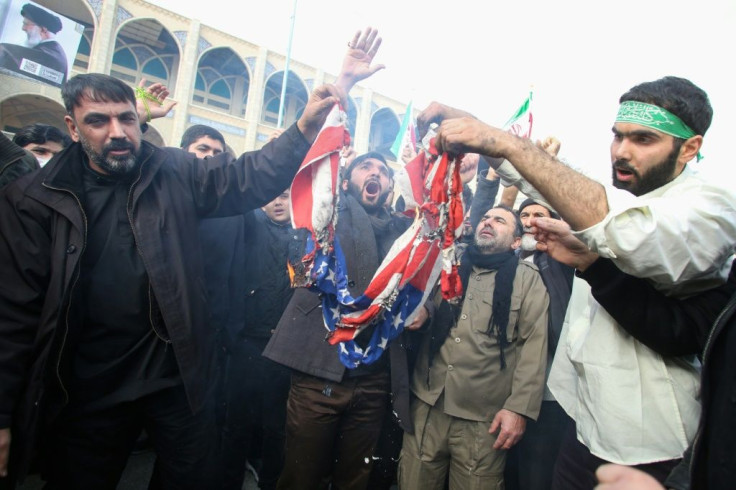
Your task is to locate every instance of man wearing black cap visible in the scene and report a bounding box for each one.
[0,3,68,85]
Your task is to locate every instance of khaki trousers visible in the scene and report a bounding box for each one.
[398,397,506,490]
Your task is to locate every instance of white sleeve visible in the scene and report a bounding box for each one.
[573,174,736,293]
[495,160,555,211]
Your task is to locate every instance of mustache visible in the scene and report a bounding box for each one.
[613,159,638,174]
[104,141,135,153]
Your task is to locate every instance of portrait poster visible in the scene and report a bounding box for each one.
[0,0,83,87]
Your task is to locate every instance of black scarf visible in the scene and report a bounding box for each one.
[431,245,519,370]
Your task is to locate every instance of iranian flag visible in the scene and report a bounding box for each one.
[390,101,416,161]
[503,92,533,139]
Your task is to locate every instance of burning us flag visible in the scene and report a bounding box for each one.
[289,105,463,368]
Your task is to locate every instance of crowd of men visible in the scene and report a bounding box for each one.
[0,26,735,490]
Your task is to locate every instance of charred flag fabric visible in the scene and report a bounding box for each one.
[290,105,464,368]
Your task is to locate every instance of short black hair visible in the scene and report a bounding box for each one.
[180,124,226,149]
[490,204,523,238]
[61,74,136,115]
[619,76,713,136]
[12,123,71,148]
[342,151,389,182]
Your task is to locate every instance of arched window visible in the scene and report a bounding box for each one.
[192,48,250,117]
[112,48,137,71]
[142,58,168,80]
[111,19,180,90]
[261,71,308,127]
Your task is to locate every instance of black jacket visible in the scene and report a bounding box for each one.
[0,132,39,189]
[579,258,735,357]
[199,209,306,344]
[263,194,416,431]
[0,124,310,481]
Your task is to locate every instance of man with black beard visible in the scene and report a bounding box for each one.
[418,76,736,488]
[264,151,422,490]
[399,205,549,490]
[468,161,574,490]
[0,72,341,488]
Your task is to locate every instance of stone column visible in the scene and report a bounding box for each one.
[244,46,268,149]
[87,0,118,74]
[170,19,201,146]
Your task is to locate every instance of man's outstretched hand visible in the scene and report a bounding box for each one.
[595,464,665,490]
[416,101,475,141]
[136,78,177,122]
[336,27,385,94]
[530,217,599,271]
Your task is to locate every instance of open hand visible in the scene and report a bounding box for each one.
[336,27,385,93]
[136,78,177,122]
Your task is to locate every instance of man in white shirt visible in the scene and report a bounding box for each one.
[416,76,736,488]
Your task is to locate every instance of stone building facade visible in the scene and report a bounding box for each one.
[0,0,410,159]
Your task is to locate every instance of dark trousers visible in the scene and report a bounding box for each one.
[276,371,391,490]
[505,400,571,490]
[366,407,405,490]
[219,336,291,490]
[42,385,216,490]
[551,422,680,490]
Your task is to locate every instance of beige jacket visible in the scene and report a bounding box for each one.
[412,261,549,421]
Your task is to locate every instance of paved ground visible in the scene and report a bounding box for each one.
[16,449,259,490]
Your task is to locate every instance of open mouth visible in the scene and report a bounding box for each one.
[615,167,635,182]
[364,180,380,197]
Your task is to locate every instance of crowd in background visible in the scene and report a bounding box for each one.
[0,26,735,490]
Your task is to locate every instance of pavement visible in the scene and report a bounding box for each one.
[16,449,259,490]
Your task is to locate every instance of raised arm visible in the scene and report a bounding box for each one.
[431,115,609,231]
[335,27,385,95]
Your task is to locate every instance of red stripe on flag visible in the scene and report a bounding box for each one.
[290,125,345,232]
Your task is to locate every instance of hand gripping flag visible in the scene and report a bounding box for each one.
[290,109,464,368]
[288,103,350,286]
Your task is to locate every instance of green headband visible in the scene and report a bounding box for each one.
[616,101,696,139]
[616,100,703,161]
